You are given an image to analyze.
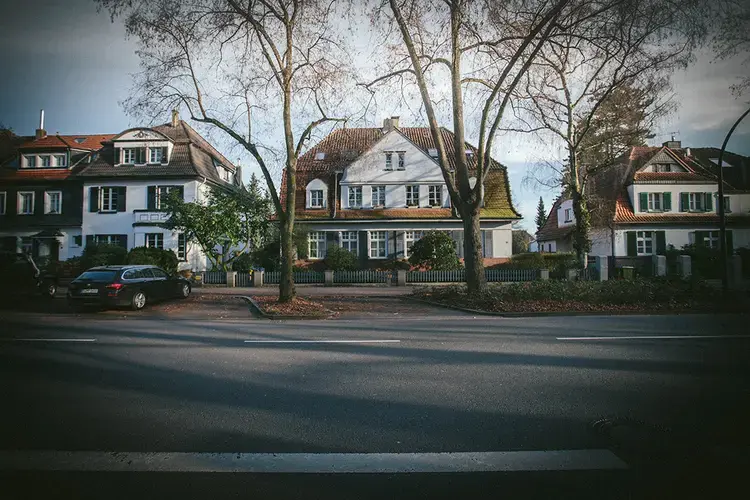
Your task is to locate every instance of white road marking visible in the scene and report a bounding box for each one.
[243,340,400,344]
[0,338,97,342]
[0,450,627,473]
[557,335,750,341]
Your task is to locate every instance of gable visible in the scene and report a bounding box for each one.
[113,128,171,142]
[640,150,687,173]
[340,130,444,184]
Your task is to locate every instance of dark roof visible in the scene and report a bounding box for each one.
[18,134,115,151]
[284,126,520,221]
[688,147,750,191]
[76,120,237,185]
[535,197,574,242]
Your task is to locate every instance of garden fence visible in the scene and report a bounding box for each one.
[200,271,227,285]
[334,270,394,284]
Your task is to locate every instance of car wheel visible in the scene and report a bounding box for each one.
[131,291,147,311]
[43,282,57,298]
[179,283,191,299]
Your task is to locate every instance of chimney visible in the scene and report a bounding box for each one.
[390,115,399,129]
[171,109,180,127]
[662,140,681,149]
[685,147,691,157]
[382,116,400,133]
[35,109,46,140]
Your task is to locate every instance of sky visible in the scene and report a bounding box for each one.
[2,0,749,233]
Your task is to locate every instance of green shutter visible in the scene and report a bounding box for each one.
[118,235,128,250]
[626,231,637,256]
[85,235,95,248]
[726,230,734,255]
[116,187,127,212]
[639,192,648,212]
[680,192,688,212]
[114,148,121,165]
[663,192,671,211]
[89,187,99,212]
[655,231,666,254]
[694,231,706,247]
[161,147,168,163]
[704,193,713,212]
[147,186,156,210]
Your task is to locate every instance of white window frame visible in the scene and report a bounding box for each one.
[428,185,442,206]
[636,230,654,256]
[177,233,187,261]
[39,155,51,167]
[688,193,703,211]
[122,148,136,164]
[18,191,35,215]
[145,233,164,250]
[55,154,67,167]
[340,231,358,253]
[149,147,163,164]
[369,231,387,259]
[154,186,179,210]
[371,186,386,207]
[648,193,663,211]
[24,155,36,168]
[406,185,419,207]
[310,189,324,208]
[564,208,572,222]
[655,163,672,173]
[314,152,326,160]
[100,187,118,212]
[45,191,62,214]
[71,235,82,248]
[95,235,121,246]
[385,152,393,170]
[308,231,326,259]
[404,231,423,258]
[397,152,405,170]
[723,196,731,213]
[348,186,362,209]
[428,148,438,159]
[0,192,5,215]
[705,231,720,249]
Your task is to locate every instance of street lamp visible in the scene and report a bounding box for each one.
[717,105,750,295]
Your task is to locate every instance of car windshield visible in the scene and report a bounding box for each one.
[76,270,118,281]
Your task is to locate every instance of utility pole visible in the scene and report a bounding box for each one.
[717,105,750,295]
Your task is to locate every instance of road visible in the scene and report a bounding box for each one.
[1,309,749,498]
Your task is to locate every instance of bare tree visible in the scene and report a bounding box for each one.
[97,0,353,302]
[363,0,582,293]
[711,0,750,96]
[511,0,708,267]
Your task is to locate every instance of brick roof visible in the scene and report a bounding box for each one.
[18,134,114,151]
[633,172,713,183]
[0,168,75,181]
[535,197,574,242]
[613,190,750,226]
[286,125,520,221]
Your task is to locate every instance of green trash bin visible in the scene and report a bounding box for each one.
[620,266,634,280]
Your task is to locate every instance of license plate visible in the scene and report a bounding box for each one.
[80,288,98,294]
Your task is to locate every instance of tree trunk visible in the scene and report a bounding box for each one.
[279,215,296,303]
[463,207,487,294]
[571,188,590,269]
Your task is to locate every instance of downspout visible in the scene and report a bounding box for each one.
[332,170,342,219]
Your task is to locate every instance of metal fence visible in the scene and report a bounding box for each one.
[485,269,538,282]
[201,271,228,285]
[262,271,324,285]
[334,270,393,284]
[407,270,466,283]
[235,272,253,287]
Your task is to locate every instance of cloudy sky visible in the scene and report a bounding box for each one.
[1,0,749,232]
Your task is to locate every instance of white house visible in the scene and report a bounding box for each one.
[77,111,241,271]
[536,140,750,257]
[286,117,520,264]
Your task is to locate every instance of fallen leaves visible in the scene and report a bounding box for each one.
[251,296,332,317]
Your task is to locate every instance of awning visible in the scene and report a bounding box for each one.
[32,229,64,239]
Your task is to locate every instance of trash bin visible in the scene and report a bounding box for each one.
[620,266,634,280]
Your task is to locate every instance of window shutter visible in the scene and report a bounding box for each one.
[680,193,688,212]
[655,231,666,254]
[704,193,713,212]
[89,187,99,212]
[626,231,637,256]
[639,192,648,212]
[85,235,95,248]
[147,186,156,210]
[663,192,671,211]
[114,148,121,165]
[117,187,127,212]
[34,191,43,214]
[726,230,734,255]
[137,147,146,164]
[119,234,128,249]
[161,146,168,163]
[694,231,706,246]
[176,185,184,201]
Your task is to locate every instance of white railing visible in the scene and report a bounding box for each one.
[133,211,169,224]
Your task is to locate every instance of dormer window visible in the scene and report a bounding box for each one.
[123,148,136,164]
[74,138,86,144]
[55,155,66,167]
[24,155,36,168]
[465,149,474,158]
[428,148,438,159]
[40,155,51,167]
[310,190,324,208]
[149,147,163,164]
[655,163,672,172]
[314,152,325,160]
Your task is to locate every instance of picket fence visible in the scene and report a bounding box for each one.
[334,270,393,284]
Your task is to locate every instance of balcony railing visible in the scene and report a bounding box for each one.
[133,210,169,224]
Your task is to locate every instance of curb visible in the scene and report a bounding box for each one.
[403,296,750,318]
[239,296,332,320]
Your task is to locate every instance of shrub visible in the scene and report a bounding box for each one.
[125,246,179,275]
[81,243,127,270]
[232,252,255,272]
[408,231,462,271]
[324,245,358,270]
[252,241,281,271]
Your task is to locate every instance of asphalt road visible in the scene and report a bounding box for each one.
[1,311,749,498]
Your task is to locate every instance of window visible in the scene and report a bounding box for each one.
[709,158,733,168]
[404,231,423,258]
[724,196,731,213]
[564,208,572,222]
[369,231,386,258]
[314,152,326,160]
[372,186,386,207]
[428,148,438,159]
[145,233,164,250]
[308,231,326,259]
[178,233,187,260]
[648,193,662,211]
[385,152,393,170]
[406,185,419,207]
[40,155,51,167]
[310,190,324,208]
[704,231,720,249]
[636,231,654,256]
[149,147,163,164]
[151,268,169,278]
[101,187,118,212]
[45,191,62,214]
[221,168,230,182]
[348,186,362,208]
[123,148,136,164]
[428,185,442,206]
[688,193,703,211]
[24,155,36,168]
[72,235,82,247]
[0,192,5,215]
[95,235,121,246]
[341,231,358,253]
[155,186,179,210]
[55,155,67,167]
[397,152,405,170]
[18,192,34,215]
[655,163,672,172]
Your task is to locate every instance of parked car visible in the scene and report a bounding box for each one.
[67,265,191,310]
[0,251,58,299]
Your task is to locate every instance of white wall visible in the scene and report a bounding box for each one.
[491,226,512,257]
[590,228,612,257]
[632,183,719,213]
[609,226,750,256]
[557,199,575,227]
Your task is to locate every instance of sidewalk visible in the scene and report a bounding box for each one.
[193,286,413,297]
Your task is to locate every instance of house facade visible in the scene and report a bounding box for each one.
[288,117,520,264]
[536,140,750,257]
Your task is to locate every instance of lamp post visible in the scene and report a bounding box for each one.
[717,105,750,295]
